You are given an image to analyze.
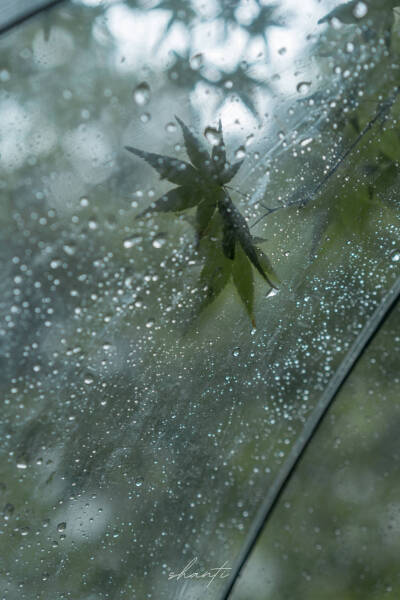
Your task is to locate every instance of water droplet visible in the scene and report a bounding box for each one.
[232,347,240,357]
[190,53,203,70]
[278,47,287,56]
[300,137,313,147]
[84,374,94,385]
[0,69,10,82]
[63,243,76,256]
[245,134,254,147]
[165,122,177,133]
[123,236,141,249]
[145,319,154,329]
[235,146,246,160]
[140,112,151,123]
[57,522,67,532]
[80,196,89,207]
[353,1,368,18]
[135,477,144,487]
[391,250,400,263]
[296,81,311,94]
[204,126,222,146]
[133,82,151,106]
[21,527,30,536]
[152,235,166,249]
[16,461,27,470]
[267,288,279,298]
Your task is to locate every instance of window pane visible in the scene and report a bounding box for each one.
[0,1,399,598]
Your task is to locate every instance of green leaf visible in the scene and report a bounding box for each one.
[136,186,202,218]
[232,244,255,327]
[218,193,272,283]
[254,247,280,289]
[222,220,236,260]
[199,242,232,309]
[175,116,211,171]
[219,158,245,184]
[196,198,216,237]
[125,146,200,186]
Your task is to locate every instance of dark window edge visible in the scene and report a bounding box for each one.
[221,274,400,600]
[0,0,67,37]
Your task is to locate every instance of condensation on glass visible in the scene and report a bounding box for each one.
[0,0,399,598]
[231,302,400,599]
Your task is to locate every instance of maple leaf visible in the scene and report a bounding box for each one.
[125,117,280,325]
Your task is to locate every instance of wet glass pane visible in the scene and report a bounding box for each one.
[231,301,400,599]
[0,0,399,598]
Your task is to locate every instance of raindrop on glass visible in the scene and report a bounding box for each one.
[124,237,139,249]
[165,122,177,133]
[267,288,279,298]
[235,146,246,160]
[296,81,311,94]
[63,243,76,256]
[204,126,222,146]
[245,134,254,147]
[190,53,203,70]
[391,250,400,263]
[152,235,166,249]
[133,82,151,106]
[353,1,368,18]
